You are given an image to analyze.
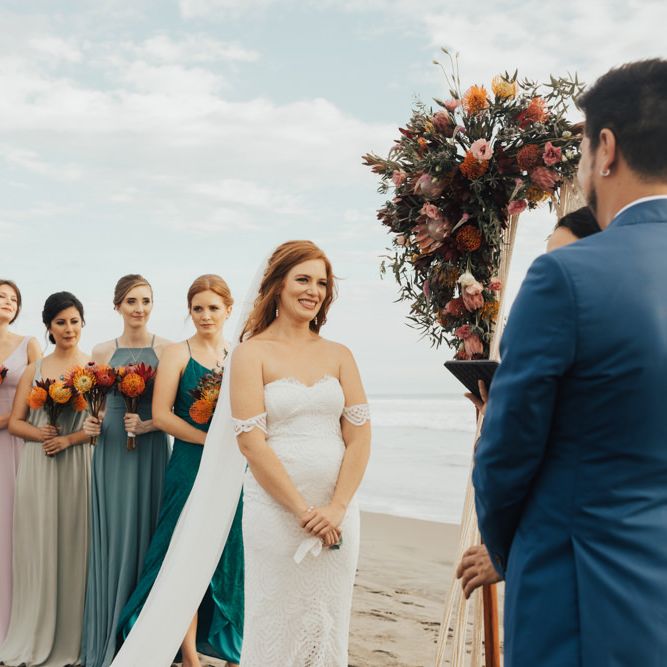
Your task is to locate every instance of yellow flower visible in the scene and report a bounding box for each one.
[69,366,96,394]
[492,75,517,99]
[49,381,72,405]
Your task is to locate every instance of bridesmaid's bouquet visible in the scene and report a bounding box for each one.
[0,365,8,385]
[27,377,86,427]
[189,369,223,425]
[65,362,117,445]
[116,362,156,450]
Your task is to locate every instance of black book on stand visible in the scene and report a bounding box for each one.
[444,359,499,400]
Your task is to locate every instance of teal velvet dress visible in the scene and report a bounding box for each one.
[117,355,244,663]
[81,342,170,667]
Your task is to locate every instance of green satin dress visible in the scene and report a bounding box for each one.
[81,341,170,667]
[117,353,244,663]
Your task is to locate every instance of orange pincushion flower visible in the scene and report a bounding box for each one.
[517,97,548,128]
[94,364,116,388]
[49,381,72,405]
[462,85,489,114]
[516,144,541,171]
[460,151,489,180]
[480,300,500,321]
[189,399,214,425]
[119,373,145,398]
[28,386,48,410]
[491,75,517,99]
[456,225,483,252]
[72,393,87,412]
[69,366,96,394]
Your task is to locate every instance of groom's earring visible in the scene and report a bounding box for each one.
[600,168,610,177]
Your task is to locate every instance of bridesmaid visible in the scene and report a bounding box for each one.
[117,275,243,667]
[0,292,92,667]
[0,279,41,645]
[80,275,171,667]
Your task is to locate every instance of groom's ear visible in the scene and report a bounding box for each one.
[598,128,617,175]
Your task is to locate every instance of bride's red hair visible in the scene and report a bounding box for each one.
[241,240,336,341]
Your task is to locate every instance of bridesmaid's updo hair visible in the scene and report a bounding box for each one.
[555,206,600,239]
[0,279,22,324]
[241,240,336,341]
[113,274,153,308]
[187,275,234,311]
[42,292,85,344]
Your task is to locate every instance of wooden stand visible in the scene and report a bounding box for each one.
[482,584,501,667]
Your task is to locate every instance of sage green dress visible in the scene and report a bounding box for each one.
[0,358,92,667]
[81,341,170,667]
[117,352,244,663]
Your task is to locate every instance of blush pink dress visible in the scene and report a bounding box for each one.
[0,336,29,644]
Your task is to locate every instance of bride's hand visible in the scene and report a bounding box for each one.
[322,528,342,548]
[302,503,346,538]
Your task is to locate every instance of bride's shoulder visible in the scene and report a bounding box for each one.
[317,337,355,361]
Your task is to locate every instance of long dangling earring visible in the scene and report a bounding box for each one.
[275,304,279,318]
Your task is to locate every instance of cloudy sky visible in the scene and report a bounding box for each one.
[1,0,664,394]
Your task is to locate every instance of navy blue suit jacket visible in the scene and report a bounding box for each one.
[473,198,667,666]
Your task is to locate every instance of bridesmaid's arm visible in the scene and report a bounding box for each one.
[303,345,371,538]
[152,343,206,445]
[231,343,311,520]
[0,338,42,430]
[26,337,42,364]
[8,365,58,443]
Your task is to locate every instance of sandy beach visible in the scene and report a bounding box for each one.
[349,512,459,667]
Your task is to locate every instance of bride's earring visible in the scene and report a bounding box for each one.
[275,305,279,318]
[600,168,610,177]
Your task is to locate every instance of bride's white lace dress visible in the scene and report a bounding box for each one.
[236,375,367,667]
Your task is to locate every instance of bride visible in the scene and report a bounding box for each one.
[231,240,371,665]
[111,240,371,667]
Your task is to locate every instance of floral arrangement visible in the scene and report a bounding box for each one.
[0,365,7,385]
[116,362,156,449]
[65,362,117,445]
[363,51,584,358]
[189,369,223,425]
[27,377,86,426]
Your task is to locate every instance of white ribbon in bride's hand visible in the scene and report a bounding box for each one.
[293,536,323,564]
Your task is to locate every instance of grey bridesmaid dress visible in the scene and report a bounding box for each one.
[0,358,92,667]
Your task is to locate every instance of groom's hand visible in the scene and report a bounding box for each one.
[456,544,501,598]
[465,380,488,417]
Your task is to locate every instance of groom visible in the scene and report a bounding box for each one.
[458,59,667,666]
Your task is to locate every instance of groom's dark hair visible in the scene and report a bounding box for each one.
[577,59,667,181]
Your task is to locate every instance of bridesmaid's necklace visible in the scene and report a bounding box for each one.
[119,333,152,366]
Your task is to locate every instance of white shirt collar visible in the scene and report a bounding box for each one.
[614,195,667,221]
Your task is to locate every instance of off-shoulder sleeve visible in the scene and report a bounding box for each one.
[232,412,268,435]
[342,403,370,426]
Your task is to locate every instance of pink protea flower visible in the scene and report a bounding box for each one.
[413,218,452,253]
[530,166,560,192]
[413,173,446,199]
[444,98,460,112]
[458,271,485,312]
[470,138,493,161]
[432,111,454,137]
[392,170,407,187]
[454,324,473,339]
[488,277,502,291]
[507,199,528,215]
[542,141,562,166]
[420,202,443,220]
[464,333,484,357]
